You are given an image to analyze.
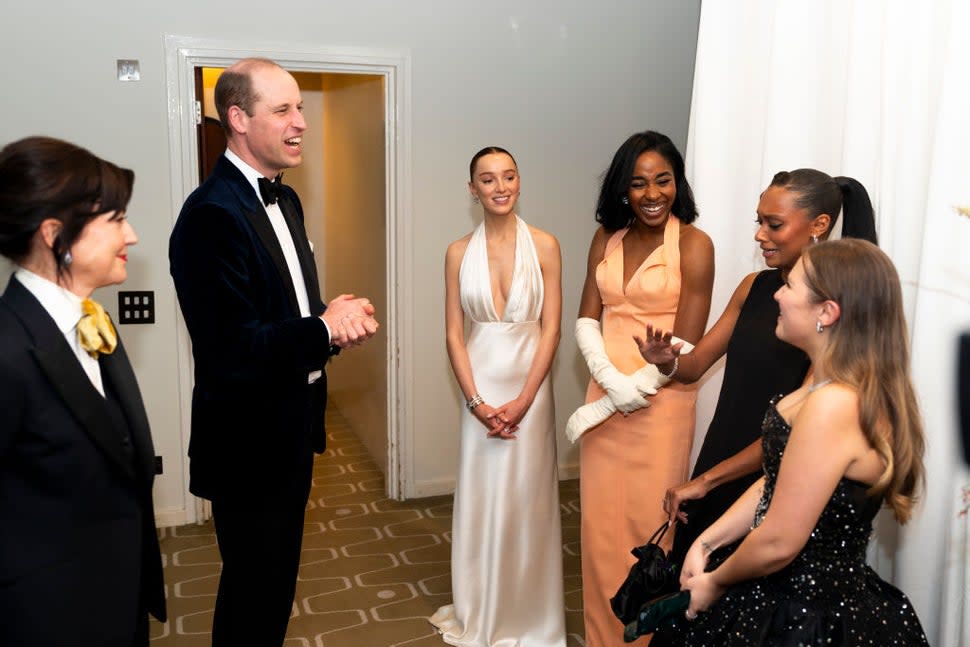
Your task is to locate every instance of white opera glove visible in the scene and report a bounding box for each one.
[633,362,667,394]
[565,366,662,443]
[565,396,615,442]
[565,337,695,443]
[575,317,646,413]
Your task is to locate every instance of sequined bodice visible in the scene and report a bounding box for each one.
[675,398,928,645]
[752,399,881,595]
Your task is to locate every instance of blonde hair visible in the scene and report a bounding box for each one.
[802,239,924,522]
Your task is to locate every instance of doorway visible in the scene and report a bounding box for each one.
[165,38,413,524]
[196,66,389,480]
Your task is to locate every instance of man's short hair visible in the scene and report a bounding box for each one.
[214,58,281,138]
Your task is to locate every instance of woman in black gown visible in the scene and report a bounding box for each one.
[636,169,878,574]
[677,239,928,645]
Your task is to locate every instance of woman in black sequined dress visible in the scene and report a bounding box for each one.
[677,239,928,646]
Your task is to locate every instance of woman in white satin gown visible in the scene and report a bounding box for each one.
[431,147,566,647]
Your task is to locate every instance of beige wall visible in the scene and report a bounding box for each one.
[318,74,388,475]
[0,0,702,520]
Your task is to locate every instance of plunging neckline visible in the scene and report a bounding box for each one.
[485,218,520,322]
[619,228,665,296]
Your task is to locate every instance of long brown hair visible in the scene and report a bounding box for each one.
[802,239,924,522]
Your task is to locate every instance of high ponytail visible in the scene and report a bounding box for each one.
[834,176,877,243]
[770,169,878,244]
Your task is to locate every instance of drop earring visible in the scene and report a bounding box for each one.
[816,320,824,333]
[62,251,73,267]
[811,234,819,244]
[621,196,629,205]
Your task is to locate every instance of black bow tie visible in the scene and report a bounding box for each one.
[257,174,283,206]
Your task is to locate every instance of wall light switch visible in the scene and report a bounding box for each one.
[117,59,140,82]
[118,290,155,324]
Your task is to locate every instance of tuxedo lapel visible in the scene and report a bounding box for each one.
[100,343,155,485]
[241,204,302,315]
[4,278,136,481]
[278,190,324,314]
[215,158,302,316]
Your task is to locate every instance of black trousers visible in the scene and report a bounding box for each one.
[210,454,314,647]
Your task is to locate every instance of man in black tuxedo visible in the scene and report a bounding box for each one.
[169,58,378,646]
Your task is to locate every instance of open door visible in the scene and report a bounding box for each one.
[195,67,227,182]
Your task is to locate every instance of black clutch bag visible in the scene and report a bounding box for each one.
[623,590,690,642]
[610,521,679,624]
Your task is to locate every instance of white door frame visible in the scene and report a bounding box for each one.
[163,36,413,522]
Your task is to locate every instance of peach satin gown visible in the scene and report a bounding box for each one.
[580,216,697,646]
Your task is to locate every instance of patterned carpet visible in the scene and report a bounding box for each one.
[150,407,586,646]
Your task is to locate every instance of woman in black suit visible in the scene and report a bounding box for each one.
[0,136,165,646]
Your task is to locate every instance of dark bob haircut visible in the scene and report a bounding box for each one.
[0,136,134,271]
[595,130,698,231]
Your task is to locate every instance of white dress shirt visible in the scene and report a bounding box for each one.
[15,267,106,396]
[224,149,324,383]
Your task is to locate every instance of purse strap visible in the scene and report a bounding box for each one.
[647,520,670,545]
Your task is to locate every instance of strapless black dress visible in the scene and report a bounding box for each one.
[680,399,929,646]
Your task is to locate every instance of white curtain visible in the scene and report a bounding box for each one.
[685,1,970,644]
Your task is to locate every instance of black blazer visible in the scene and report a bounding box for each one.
[169,155,335,501]
[0,276,165,638]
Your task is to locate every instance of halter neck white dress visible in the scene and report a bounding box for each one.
[431,216,566,647]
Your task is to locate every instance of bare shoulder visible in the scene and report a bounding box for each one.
[591,224,611,244]
[807,382,859,412]
[732,271,761,303]
[738,271,760,291]
[527,224,561,256]
[587,224,611,259]
[445,233,473,263]
[679,222,714,257]
[796,383,863,442]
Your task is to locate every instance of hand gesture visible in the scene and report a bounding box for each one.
[487,395,532,440]
[662,477,711,524]
[634,323,684,366]
[322,294,379,348]
[471,402,510,438]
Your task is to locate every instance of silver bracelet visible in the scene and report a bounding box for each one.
[466,394,484,411]
[659,355,679,379]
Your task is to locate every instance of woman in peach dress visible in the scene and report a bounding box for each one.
[574,131,714,646]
